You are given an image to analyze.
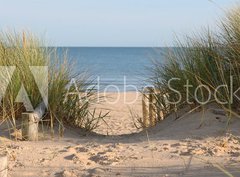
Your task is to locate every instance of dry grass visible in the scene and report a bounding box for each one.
[0,30,107,136]
[149,5,240,124]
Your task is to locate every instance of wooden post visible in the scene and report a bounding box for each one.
[155,97,162,121]
[142,93,149,127]
[149,88,157,127]
[0,154,7,177]
[21,113,39,141]
[142,87,157,128]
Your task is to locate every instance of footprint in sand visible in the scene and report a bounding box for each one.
[64,154,83,164]
[179,151,192,156]
[170,143,181,147]
[75,146,89,153]
[58,149,68,153]
[88,151,123,166]
[89,154,112,165]
[171,150,179,154]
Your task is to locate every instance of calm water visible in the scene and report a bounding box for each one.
[57,47,165,92]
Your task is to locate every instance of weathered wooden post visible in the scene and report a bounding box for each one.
[21,112,39,141]
[0,154,8,177]
[142,93,149,128]
[142,87,157,128]
[148,87,157,127]
[21,101,46,141]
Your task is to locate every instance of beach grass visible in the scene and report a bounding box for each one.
[149,5,240,122]
[0,30,105,136]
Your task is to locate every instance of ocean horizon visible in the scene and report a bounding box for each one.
[56,47,166,92]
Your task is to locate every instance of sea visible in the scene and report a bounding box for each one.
[56,47,165,92]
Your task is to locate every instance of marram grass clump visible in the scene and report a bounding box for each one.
[149,5,240,122]
[0,31,106,135]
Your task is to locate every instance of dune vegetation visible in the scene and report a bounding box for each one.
[0,31,106,136]
[150,6,240,123]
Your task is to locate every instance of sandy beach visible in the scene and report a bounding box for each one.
[0,92,240,177]
[2,1,240,176]
[94,92,142,135]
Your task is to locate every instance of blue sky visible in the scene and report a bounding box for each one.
[0,0,238,46]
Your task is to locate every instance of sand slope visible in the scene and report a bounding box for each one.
[0,92,240,177]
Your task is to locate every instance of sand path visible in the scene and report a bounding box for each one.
[0,92,240,177]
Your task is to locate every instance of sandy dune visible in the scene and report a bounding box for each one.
[0,92,240,177]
